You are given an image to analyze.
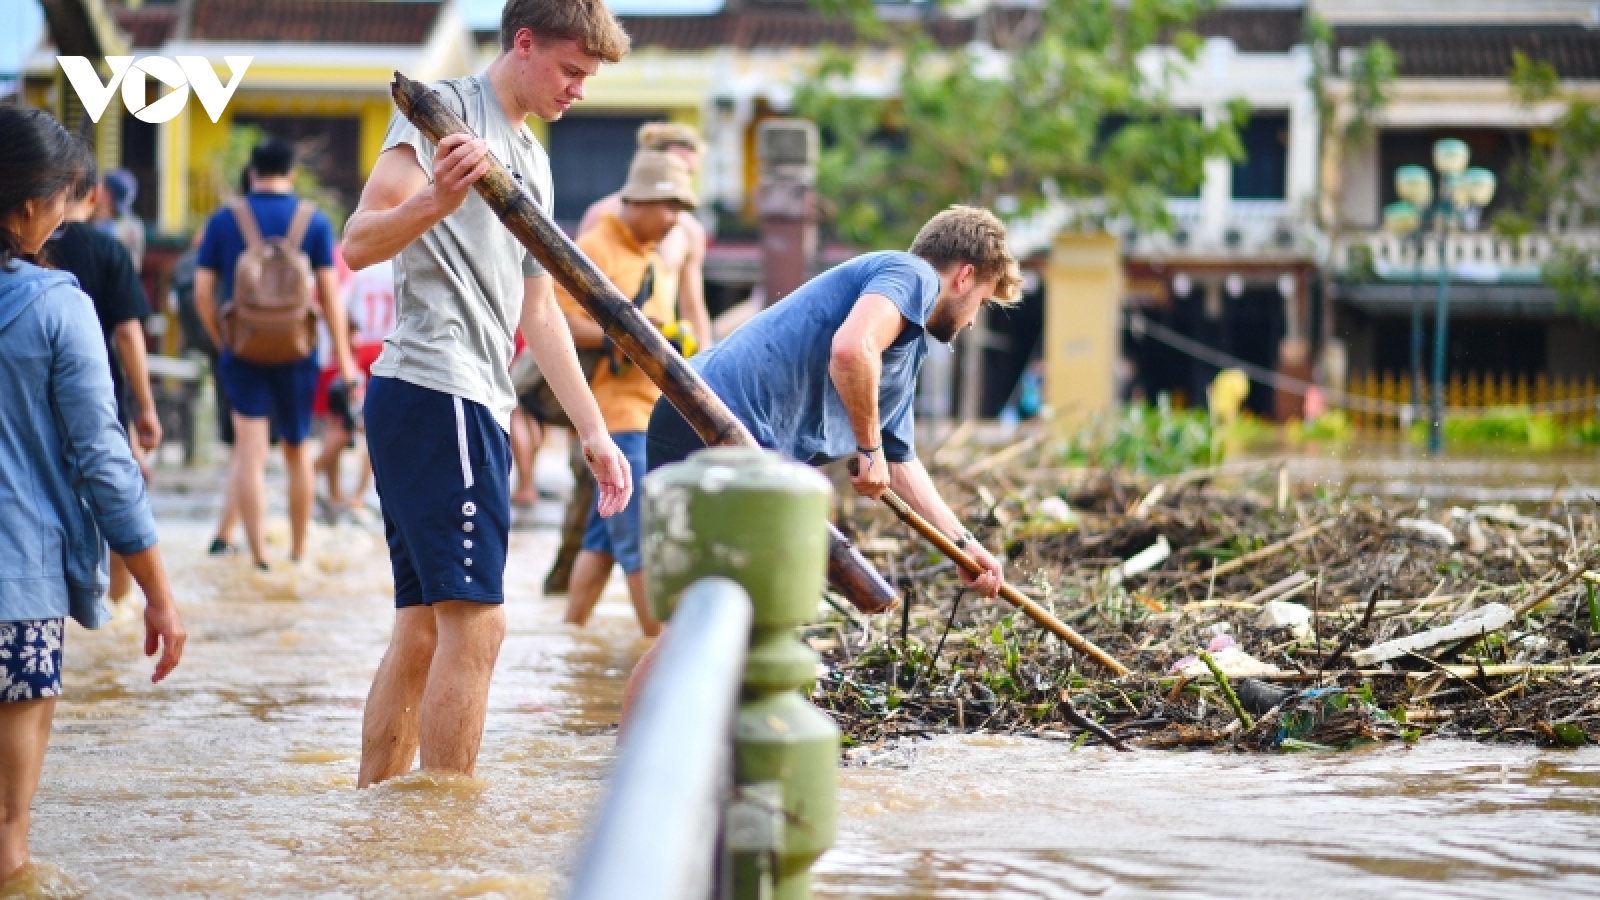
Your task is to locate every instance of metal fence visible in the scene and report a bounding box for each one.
[565,448,839,900]
[567,578,752,900]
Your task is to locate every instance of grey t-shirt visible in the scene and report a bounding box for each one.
[373,73,554,431]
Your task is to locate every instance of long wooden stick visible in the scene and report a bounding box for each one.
[1176,519,1333,590]
[847,462,1132,676]
[390,73,897,614]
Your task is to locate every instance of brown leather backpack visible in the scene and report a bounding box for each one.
[219,198,319,364]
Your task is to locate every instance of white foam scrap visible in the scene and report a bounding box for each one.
[1106,535,1171,586]
[1396,518,1456,547]
[1258,600,1312,629]
[1035,496,1075,523]
[1351,602,1514,667]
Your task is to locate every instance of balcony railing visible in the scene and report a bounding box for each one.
[1333,230,1600,281]
[1008,197,1307,258]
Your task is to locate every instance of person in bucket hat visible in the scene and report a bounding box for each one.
[558,150,698,637]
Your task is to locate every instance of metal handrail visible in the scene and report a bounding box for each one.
[566,577,753,900]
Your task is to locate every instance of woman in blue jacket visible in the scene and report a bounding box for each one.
[0,107,186,884]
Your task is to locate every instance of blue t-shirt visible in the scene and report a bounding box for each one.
[693,251,941,464]
[196,192,335,301]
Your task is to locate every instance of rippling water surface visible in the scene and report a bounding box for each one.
[17,502,1600,898]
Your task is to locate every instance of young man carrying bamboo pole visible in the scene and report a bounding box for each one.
[341,0,634,786]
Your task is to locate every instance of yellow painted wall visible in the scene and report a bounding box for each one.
[1044,231,1123,425]
[226,93,393,174]
[165,91,396,231]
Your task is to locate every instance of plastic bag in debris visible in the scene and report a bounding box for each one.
[1170,645,1283,679]
[1270,687,1403,751]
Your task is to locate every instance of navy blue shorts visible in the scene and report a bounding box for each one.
[580,430,647,574]
[217,352,320,445]
[365,377,511,608]
[0,619,64,702]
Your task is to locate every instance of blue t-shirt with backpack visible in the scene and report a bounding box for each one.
[197,191,334,300]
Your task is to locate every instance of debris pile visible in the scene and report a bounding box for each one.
[812,434,1600,753]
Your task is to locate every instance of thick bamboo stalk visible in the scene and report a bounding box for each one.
[390,72,897,614]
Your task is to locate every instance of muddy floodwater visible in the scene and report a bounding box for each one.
[15,450,1600,898]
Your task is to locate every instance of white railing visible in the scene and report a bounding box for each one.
[1227,199,1293,226]
[1333,230,1600,279]
[1006,198,1307,259]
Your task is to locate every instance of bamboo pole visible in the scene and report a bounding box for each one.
[389,73,898,614]
[846,461,1133,676]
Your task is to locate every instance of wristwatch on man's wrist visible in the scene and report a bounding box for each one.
[952,529,977,550]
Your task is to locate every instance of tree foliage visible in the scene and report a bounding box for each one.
[1502,51,1600,321]
[1303,13,1393,233]
[792,0,1244,249]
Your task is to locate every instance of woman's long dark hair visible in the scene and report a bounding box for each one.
[0,107,93,271]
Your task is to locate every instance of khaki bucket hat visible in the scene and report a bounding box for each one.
[619,151,698,209]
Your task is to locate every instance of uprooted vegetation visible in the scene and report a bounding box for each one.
[811,431,1600,754]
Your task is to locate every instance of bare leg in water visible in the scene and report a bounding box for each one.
[620,632,664,727]
[212,474,241,550]
[565,551,658,637]
[0,698,55,881]
[359,601,506,786]
[510,410,540,507]
[315,419,352,515]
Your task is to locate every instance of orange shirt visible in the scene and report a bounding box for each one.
[557,214,674,433]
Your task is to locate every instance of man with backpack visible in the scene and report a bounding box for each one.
[194,138,361,570]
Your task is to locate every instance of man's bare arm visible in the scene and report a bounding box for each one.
[112,320,161,450]
[829,292,907,498]
[520,275,632,516]
[888,458,1003,597]
[194,268,221,348]
[120,545,186,682]
[315,267,360,390]
[341,135,489,270]
[677,217,713,349]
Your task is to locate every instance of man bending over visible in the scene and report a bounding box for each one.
[630,206,1021,708]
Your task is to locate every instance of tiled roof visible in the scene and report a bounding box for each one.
[1335,26,1600,79]
[190,0,443,44]
[1193,8,1304,55]
[115,5,179,49]
[612,10,975,50]
[477,6,1303,54]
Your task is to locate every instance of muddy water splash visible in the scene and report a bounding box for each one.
[21,518,1600,898]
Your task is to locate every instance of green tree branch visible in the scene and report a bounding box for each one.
[794,0,1242,249]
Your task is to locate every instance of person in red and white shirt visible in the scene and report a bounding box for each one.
[315,257,395,521]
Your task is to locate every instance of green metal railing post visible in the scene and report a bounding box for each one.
[643,447,839,900]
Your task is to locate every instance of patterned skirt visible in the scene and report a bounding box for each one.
[0,619,64,702]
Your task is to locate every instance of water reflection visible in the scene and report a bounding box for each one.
[818,738,1600,899]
